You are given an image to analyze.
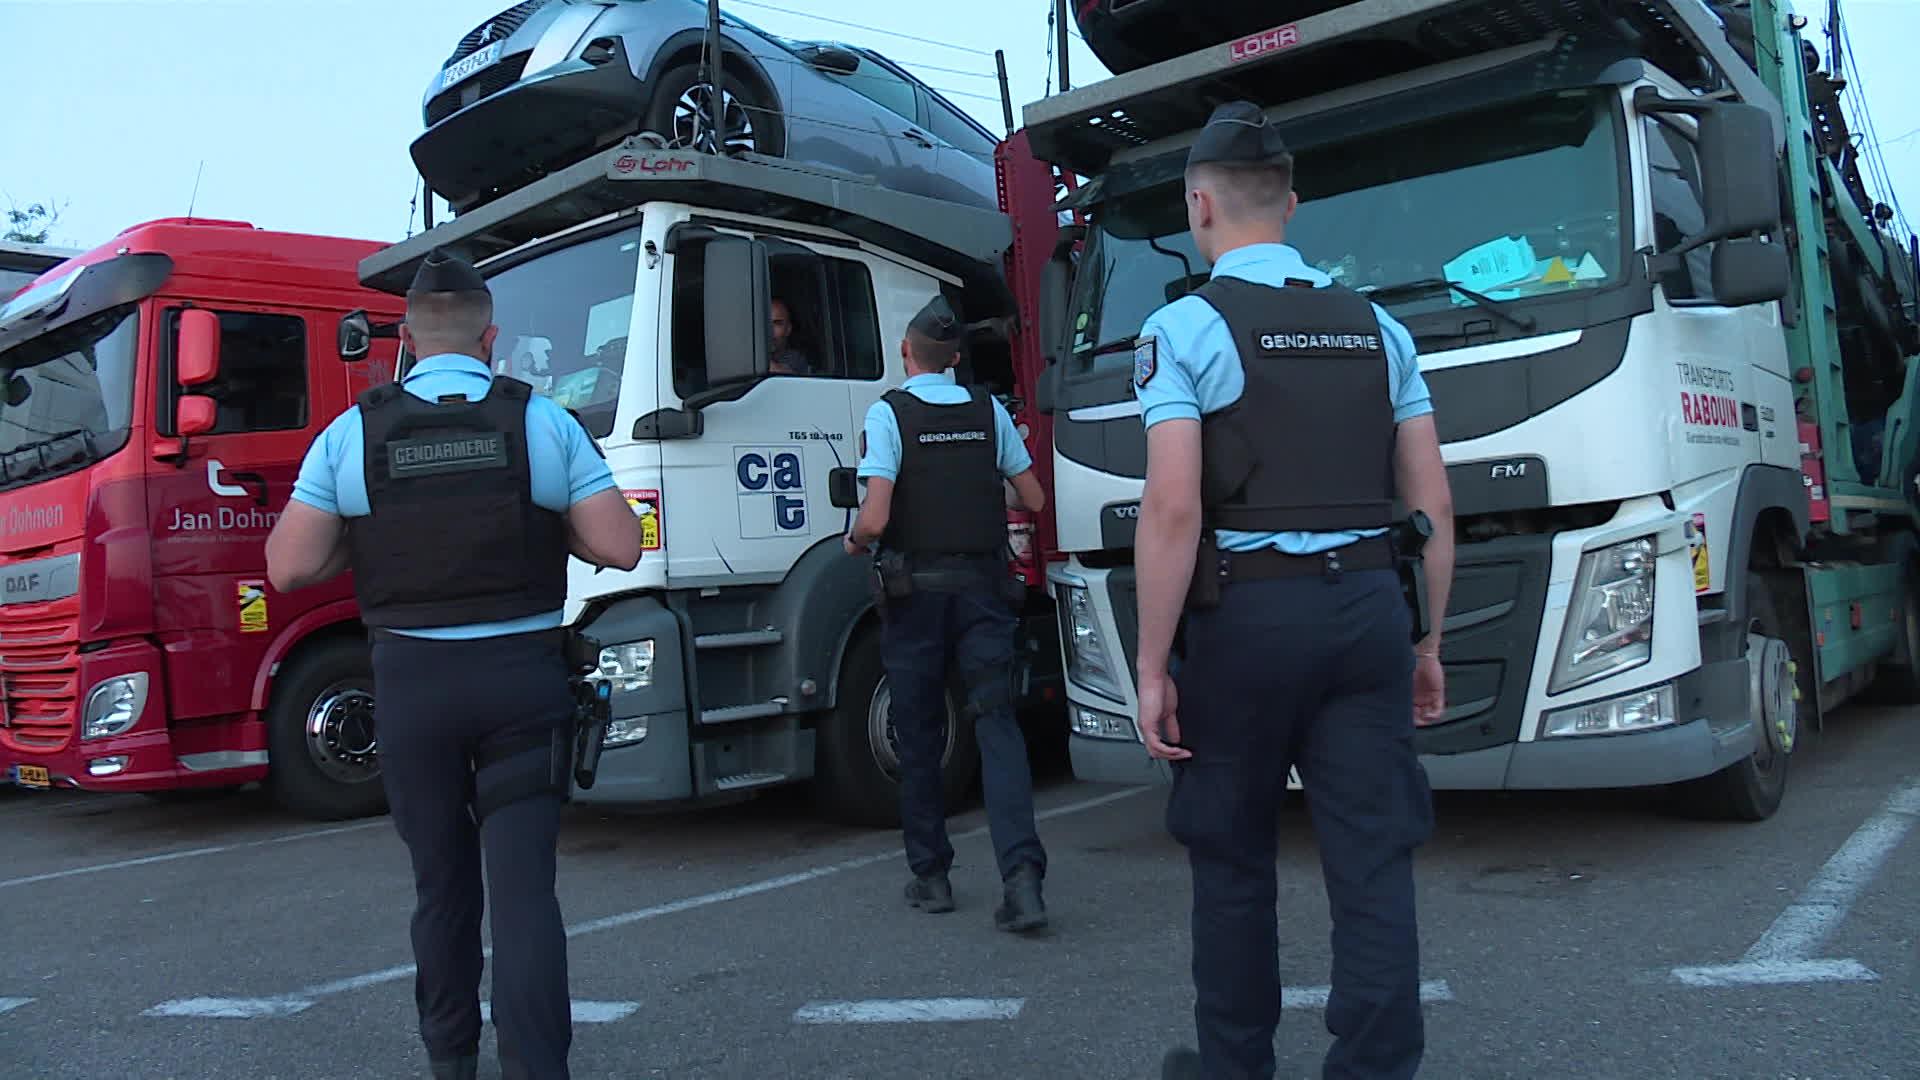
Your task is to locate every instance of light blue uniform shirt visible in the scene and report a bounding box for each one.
[856,372,1033,482]
[290,352,618,639]
[1135,242,1432,554]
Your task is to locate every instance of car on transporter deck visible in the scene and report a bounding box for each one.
[411,0,1004,216]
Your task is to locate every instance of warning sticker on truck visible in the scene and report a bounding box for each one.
[623,489,661,552]
[237,579,269,634]
[1690,513,1710,594]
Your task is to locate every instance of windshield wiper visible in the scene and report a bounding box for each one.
[0,428,94,483]
[1359,277,1538,334]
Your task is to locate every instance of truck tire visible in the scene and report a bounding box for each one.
[266,636,387,822]
[814,625,980,829]
[1866,563,1920,703]
[1679,571,1799,821]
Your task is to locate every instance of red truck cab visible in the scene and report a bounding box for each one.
[0,218,404,819]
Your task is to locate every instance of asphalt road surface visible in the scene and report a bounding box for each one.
[2,705,1917,1080]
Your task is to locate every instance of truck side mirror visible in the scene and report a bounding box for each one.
[339,310,373,361]
[828,467,860,509]
[1037,225,1083,365]
[177,309,221,387]
[703,236,771,386]
[1710,237,1790,306]
[1697,101,1780,239]
[176,395,217,436]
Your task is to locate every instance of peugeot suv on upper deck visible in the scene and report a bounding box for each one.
[410,0,1003,216]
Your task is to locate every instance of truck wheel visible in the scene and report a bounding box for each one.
[814,626,980,829]
[266,637,387,822]
[1680,571,1800,821]
[1866,567,1920,703]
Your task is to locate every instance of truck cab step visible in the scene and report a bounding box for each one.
[699,700,788,725]
[711,771,789,792]
[695,629,783,650]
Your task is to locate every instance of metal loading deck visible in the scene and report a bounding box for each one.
[1022,0,1780,177]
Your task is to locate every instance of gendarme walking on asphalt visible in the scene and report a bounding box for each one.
[265,249,644,1080]
[844,293,1053,932]
[1127,101,1458,1080]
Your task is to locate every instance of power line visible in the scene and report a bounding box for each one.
[725,0,996,58]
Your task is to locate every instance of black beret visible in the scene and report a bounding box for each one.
[907,293,961,343]
[408,248,488,296]
[1186,101,1292,170]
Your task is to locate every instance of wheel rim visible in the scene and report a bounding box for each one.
[305,682,380,786]
[866,677,957,783]
[1747,631,1798,764]
[669,82,757,154]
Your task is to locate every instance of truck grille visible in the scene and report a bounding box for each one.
[425,52,533,127]
[0,595,80,753]
[445,0,551,64]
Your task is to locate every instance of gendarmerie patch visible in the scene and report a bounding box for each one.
[386,433,509,478]
[1133,337,1158,389]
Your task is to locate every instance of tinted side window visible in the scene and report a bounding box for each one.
[925,98,995,158]
[827,57,920,123]
[165,310,309,434]
[672,244,885,397]
[1644,118,1716,302]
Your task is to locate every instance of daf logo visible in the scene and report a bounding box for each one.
[1489,461,1529,480]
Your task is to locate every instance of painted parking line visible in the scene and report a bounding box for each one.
[1281,980,1454,1010]
[793,998,1025,1024]
[1669,775,1920,988]
[0,997,34,1016]
[0,820,387,891]
[480,1000,639,1024]
[143,785,1152,1020]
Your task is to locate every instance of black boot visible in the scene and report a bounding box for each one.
[428,1054,478,1080]
[905,872,955,913]
[994,862,1047,933]
[1160,1047,1202,1079]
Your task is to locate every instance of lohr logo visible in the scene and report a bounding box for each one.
[735,445,807,538]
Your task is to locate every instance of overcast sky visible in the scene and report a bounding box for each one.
[2,0,1916,252]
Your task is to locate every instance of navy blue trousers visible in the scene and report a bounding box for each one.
[373,629,574,1080]
[1166,569,1433,1080]
[881,579,1047,882]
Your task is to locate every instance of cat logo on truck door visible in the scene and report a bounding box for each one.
[734,446,807,538]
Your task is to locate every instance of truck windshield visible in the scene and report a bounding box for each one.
[1064,88,1624,374]
[0,304,139,490]
[483,225,643,439]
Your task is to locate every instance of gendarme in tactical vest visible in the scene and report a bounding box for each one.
[346,375,569,628]
[1190,276,1397,532]
[880,386,1006,556]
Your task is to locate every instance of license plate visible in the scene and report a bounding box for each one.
[11,764,49,790]
[438,40,504,94]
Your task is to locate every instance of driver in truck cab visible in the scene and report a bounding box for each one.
[264,249,644,1080]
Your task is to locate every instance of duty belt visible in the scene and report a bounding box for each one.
[1212,534,1396,582]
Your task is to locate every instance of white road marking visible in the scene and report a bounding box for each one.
[0,820,387,890]
[1667,775,1920,988]
[792,998,1025,1024]
[142,997,312,1019]
[1669,959,1880,988]
[146,785,1150,1018]
[0,997,34,1015]
[480,1000,639,1024]
[1280,980,1454,1010]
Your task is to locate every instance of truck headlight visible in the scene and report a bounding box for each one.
[82,673,149,740]
[1055,583,1124,702]
[1548,536,1656,694]
[589,640,654,693]
[1541,683,1676,738]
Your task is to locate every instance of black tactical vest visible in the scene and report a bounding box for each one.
[1189,276,1397,532]
[879,386,1007,556]
[346,375,570,629]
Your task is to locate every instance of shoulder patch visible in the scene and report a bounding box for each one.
[1133,337,1158,390]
